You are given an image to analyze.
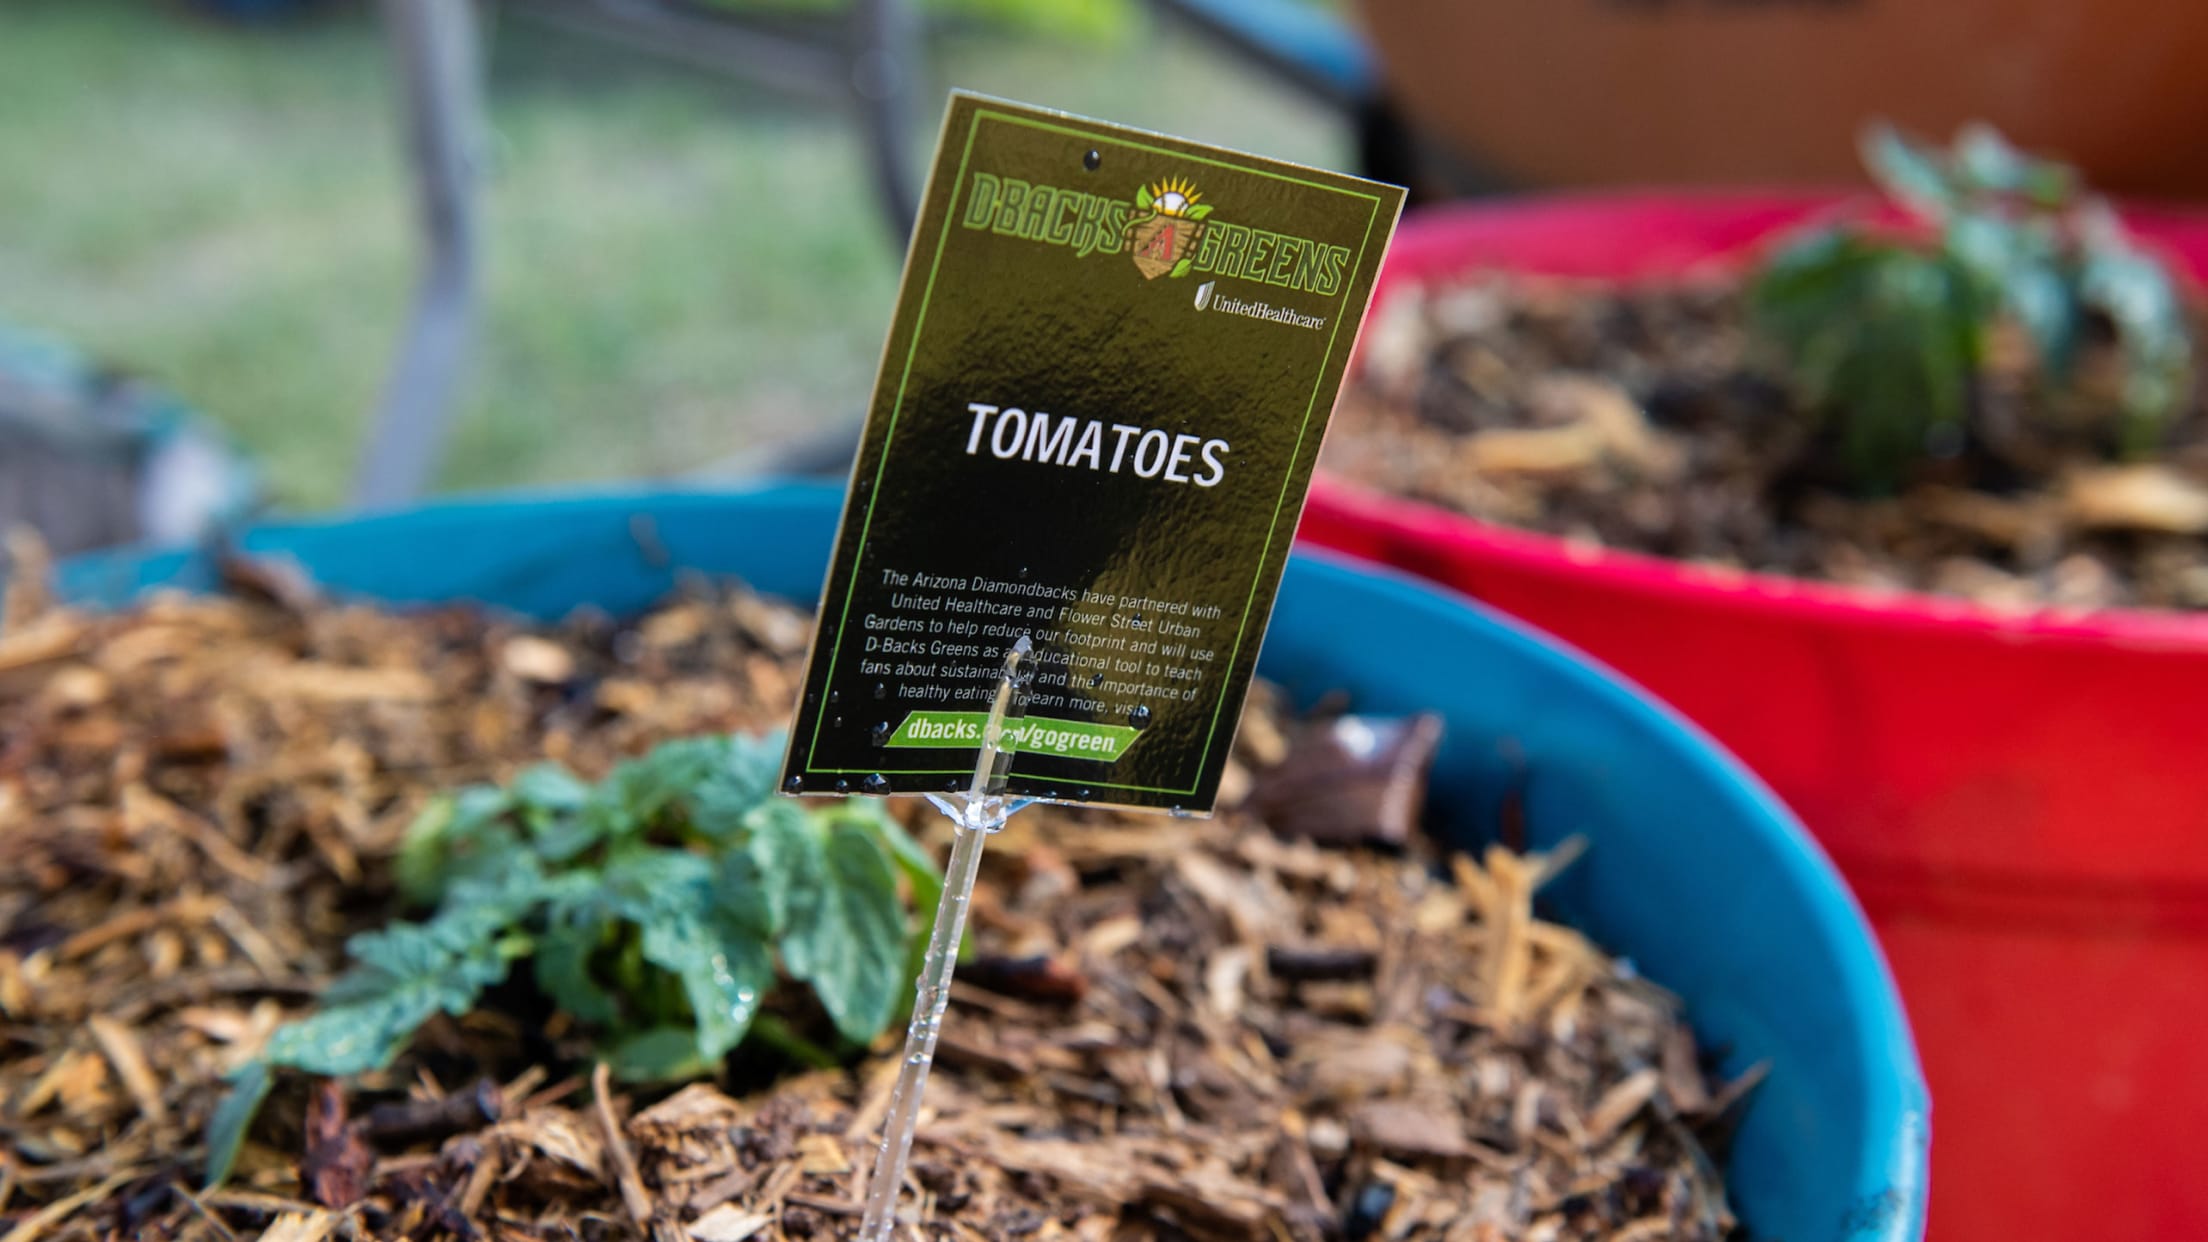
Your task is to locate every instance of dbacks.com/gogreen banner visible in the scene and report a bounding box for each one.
[885,711,1142,763]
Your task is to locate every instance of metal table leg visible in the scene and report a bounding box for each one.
[354,0,484,510]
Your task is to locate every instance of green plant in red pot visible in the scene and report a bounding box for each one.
[1329,125,2208,613]
[1751,125,2192,496]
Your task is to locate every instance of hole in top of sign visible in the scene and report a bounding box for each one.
[1083,149,1101,172]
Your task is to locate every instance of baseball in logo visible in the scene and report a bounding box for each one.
[1124,177,1211,280]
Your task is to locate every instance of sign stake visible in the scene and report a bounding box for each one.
[858,635,1034,1241]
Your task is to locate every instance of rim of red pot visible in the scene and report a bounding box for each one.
[1334,189,2208,652]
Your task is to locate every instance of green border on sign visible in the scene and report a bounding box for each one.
[802,104,1385,796]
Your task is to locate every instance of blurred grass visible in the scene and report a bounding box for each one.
[0,0,1348,510]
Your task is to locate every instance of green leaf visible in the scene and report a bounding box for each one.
[607,1026,715,1082]
[1751,229,1987,490]
[641,910,771,1062]
[397,785,520,905]
[832,802,942,917]
[1954,122,2073,205]
[815,804,951,1017]
[394,797,457,906]
[1187,203,1213,220]
[596,737,729,832]
[716,844,777,942]
[1938,211,2078,377]
[681,731,786,841]
[265,870,542,1077]
[451,784,513,828]
[533,909,621,1027]
[744,798,825,938]
[781,819,907,1044]
[513,763,591,814]
[1135,184,1154,210]
[509,765,589,853]
[602,847,773,1060]
[1861,122,1954,221]
[2072,204,2191,442]
[1170,258,1193,279]
[203,1059,271,1188]
[529,811,609,865]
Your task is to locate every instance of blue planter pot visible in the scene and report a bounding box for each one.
[56,482,1929,1241]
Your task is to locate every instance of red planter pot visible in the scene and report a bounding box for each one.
[1301,193,2208,1242]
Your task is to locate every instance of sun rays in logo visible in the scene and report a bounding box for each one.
[1146,176,1202,218]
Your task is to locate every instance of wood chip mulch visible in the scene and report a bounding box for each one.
[0,544,1759,1240]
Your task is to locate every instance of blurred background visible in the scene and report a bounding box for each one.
[13,0,2207,535]
[1,0,1358,527]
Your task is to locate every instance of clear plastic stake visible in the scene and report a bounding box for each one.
[858,635,1033,1241]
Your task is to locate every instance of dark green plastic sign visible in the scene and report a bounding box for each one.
[781,93,1404,815]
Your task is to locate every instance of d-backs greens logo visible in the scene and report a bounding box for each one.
[960,170,1352,296]
[1125,177,1209,279]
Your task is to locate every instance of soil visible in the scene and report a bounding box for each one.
[1327,272,2208,613]
[0,555,1757,1241]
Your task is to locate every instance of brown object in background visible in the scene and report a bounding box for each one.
[1356,0,2208,197]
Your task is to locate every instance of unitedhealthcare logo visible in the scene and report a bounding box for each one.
[1191,279,1326,330]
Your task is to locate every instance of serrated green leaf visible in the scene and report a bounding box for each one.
[266,870,541,1076]
[717,845,777,940]
[513,763,591,813]
[397,785,522,905]
[782,819,906,1044]
[1751,230,1987,490]
[681,731,785,840]
[1135,184,1154,210]
[1763,124,2197,487]
[607,1026,715,1082]
[640,909,772,1061]
[600,844,716,912]
[534,912,620,1027]
[529,812,609,864]
[453,784,512,825]
[261,941,507,1076]
[596,737,728,833]
[602,847,773,1059]
[203,1059,271,1188]
[831,802,942,918]
[744,798,824,938]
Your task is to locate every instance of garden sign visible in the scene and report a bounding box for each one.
[781,93,1404,816]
